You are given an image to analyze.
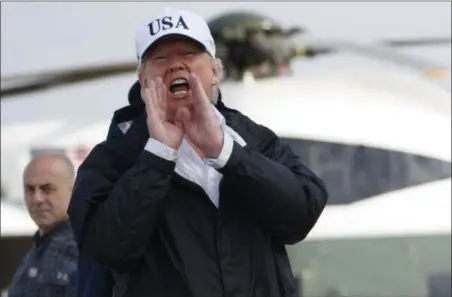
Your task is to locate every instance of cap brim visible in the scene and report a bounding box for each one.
[140,33,207,61]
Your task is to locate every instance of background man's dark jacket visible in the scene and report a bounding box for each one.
[67,82,328,297]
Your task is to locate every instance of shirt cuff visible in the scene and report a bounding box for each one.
[203,130,234,169]
[144,138,177,162]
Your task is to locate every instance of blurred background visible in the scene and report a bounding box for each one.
[1,2,451,297]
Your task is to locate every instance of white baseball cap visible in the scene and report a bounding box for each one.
[135,7,216,63]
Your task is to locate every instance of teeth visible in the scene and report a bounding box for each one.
[171,78,187,86]
[173,90,188,97]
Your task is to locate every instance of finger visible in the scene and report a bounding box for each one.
[146,80,159,112]
[144,87,157,114]
[157,77,167,111]
[142,79,152,106]
[141,79,149,103]
[188,72,210,109]
[140,79,147,103]
[144,90,158,125]
[161,80,168,108]
[155,77,162,107]
[149,80,158,107]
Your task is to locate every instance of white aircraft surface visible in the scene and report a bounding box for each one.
[1,69,450,237]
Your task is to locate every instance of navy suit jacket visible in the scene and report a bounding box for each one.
[77,254,115,297]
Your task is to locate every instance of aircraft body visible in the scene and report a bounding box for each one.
[2,69,449,198]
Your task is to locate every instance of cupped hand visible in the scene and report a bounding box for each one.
[178,73,224,158]
[143,77,185,150]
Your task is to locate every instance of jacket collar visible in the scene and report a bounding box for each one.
[33,221,72,247]
[128,80,143,107]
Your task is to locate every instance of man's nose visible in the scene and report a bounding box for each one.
[168,58,186,72]
[32,191,46,203]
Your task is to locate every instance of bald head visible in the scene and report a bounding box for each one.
[24,153,75,183]
[23,153,76,235]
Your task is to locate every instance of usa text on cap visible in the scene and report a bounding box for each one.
[135,7,216,63]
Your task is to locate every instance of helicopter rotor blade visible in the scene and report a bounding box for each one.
[294,39,450,77]
[381,37,451,47]
[1,37,450,100]
[293,36,451,58]
[1,62,137,98]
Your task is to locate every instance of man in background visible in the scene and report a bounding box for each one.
[7,153,78,297]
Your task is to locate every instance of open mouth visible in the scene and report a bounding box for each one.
[169,78,190,97]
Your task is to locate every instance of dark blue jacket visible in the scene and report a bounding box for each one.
[74,80,142,297]
[68,81,329,296]
[76,254,115,297]
[8,222,78,297]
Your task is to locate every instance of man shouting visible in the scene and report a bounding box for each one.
[68,7,328,297]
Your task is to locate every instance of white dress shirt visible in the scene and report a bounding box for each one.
[143,105,246,208]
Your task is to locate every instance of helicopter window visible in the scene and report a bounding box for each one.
[280,137,451,205]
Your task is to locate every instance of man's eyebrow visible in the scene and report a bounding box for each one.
[150,50,165,56]
[25,183,53,188]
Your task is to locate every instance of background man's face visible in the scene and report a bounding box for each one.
[23,156,73,234]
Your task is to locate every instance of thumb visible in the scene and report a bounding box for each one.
[188,72,198,91]
[188,72,209,108]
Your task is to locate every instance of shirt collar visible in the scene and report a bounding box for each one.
[33,221,71,247]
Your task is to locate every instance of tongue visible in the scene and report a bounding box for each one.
[172,85,188,93]
[171,85,189,97]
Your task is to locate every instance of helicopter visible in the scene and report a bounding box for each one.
[1,10,451,297]
[1,12,451,97]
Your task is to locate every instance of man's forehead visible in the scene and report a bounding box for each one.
[24,178,58,191]
[25,181,55,188]
[24,168,58,183]
[24,158,70,183]
[25,158,58,173]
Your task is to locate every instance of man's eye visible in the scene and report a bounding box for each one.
[42,187,53,194]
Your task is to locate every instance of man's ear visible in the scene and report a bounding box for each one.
[212,58,223,85]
